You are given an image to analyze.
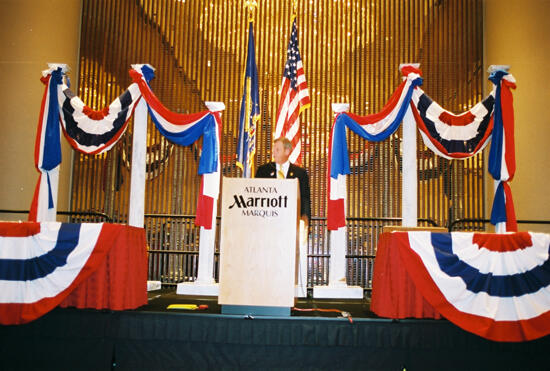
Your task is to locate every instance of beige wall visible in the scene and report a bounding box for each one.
[0,0,81,219]
[485,0,550,232]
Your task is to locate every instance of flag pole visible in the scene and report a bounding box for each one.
[237,0,260,178]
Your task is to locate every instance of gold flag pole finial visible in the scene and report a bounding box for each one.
[292,0,298,17]
[245,0,258,21]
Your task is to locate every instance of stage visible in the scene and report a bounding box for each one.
[1,289,549,371]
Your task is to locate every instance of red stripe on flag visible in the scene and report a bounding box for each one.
[274,21,310,166]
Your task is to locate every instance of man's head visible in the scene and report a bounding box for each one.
[272,137,292,165]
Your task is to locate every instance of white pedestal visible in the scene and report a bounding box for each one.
[295,219,308,298]
[147,280,161,291]
[313,227,364,299]
[295,285,307,298]
[176,282,219,296]
[177,197,219,297]
[313,285,363,299]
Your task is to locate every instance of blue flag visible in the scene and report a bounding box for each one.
[236,20,260,178]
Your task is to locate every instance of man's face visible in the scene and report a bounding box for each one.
[272,141,291,165]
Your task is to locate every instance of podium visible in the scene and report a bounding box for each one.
[218,177,299,316]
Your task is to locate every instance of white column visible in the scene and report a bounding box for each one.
[295,220,308,297]
[177,207,220,296]
[177,101,224,296]
[402,105,418,227]
[313,103,362,299]
[195,212,217,285]
[399,63,419,227]
[128,98,147,228]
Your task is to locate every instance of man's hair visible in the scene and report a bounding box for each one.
[274,137,293,151]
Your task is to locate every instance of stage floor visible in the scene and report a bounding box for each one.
[2,288,550,370]
[144,288,373,320]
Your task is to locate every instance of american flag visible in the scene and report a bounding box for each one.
[274,18,310,165]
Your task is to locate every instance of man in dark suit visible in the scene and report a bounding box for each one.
[255,137,311,225]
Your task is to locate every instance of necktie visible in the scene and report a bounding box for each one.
[277,169,285,179]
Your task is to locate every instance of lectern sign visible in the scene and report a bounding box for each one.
[228,186,289,218]
[219,177,299,313]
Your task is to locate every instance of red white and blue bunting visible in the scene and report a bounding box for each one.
[411,89,495,159]
[327,65,517,231]
[395,231,550,342]
[487,71,517,231]
[59,81,142,155]
[29,65,66,222]
[130,65,222,229]
[410,69,517,231]
[30,64,222,229]
[327,66,423,230]
[0,222,119,325]
[30,64,144,222]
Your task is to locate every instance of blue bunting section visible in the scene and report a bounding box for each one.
[397,231,550,342]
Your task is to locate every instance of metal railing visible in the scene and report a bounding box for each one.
[449,218,550,231]
[143,213,439,293]
[0,209,113,223]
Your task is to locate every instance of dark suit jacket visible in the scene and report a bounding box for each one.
[255,162,311,221]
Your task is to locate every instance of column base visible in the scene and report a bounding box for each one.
[313,285,363,299]
[147,280,161,291]
[295,284,308,298]
[176,282,219,296]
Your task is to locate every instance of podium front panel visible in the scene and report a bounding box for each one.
[218,177,299,308]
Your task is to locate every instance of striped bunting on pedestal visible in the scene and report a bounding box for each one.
[397,231,550,342]
[0,222,119,325]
